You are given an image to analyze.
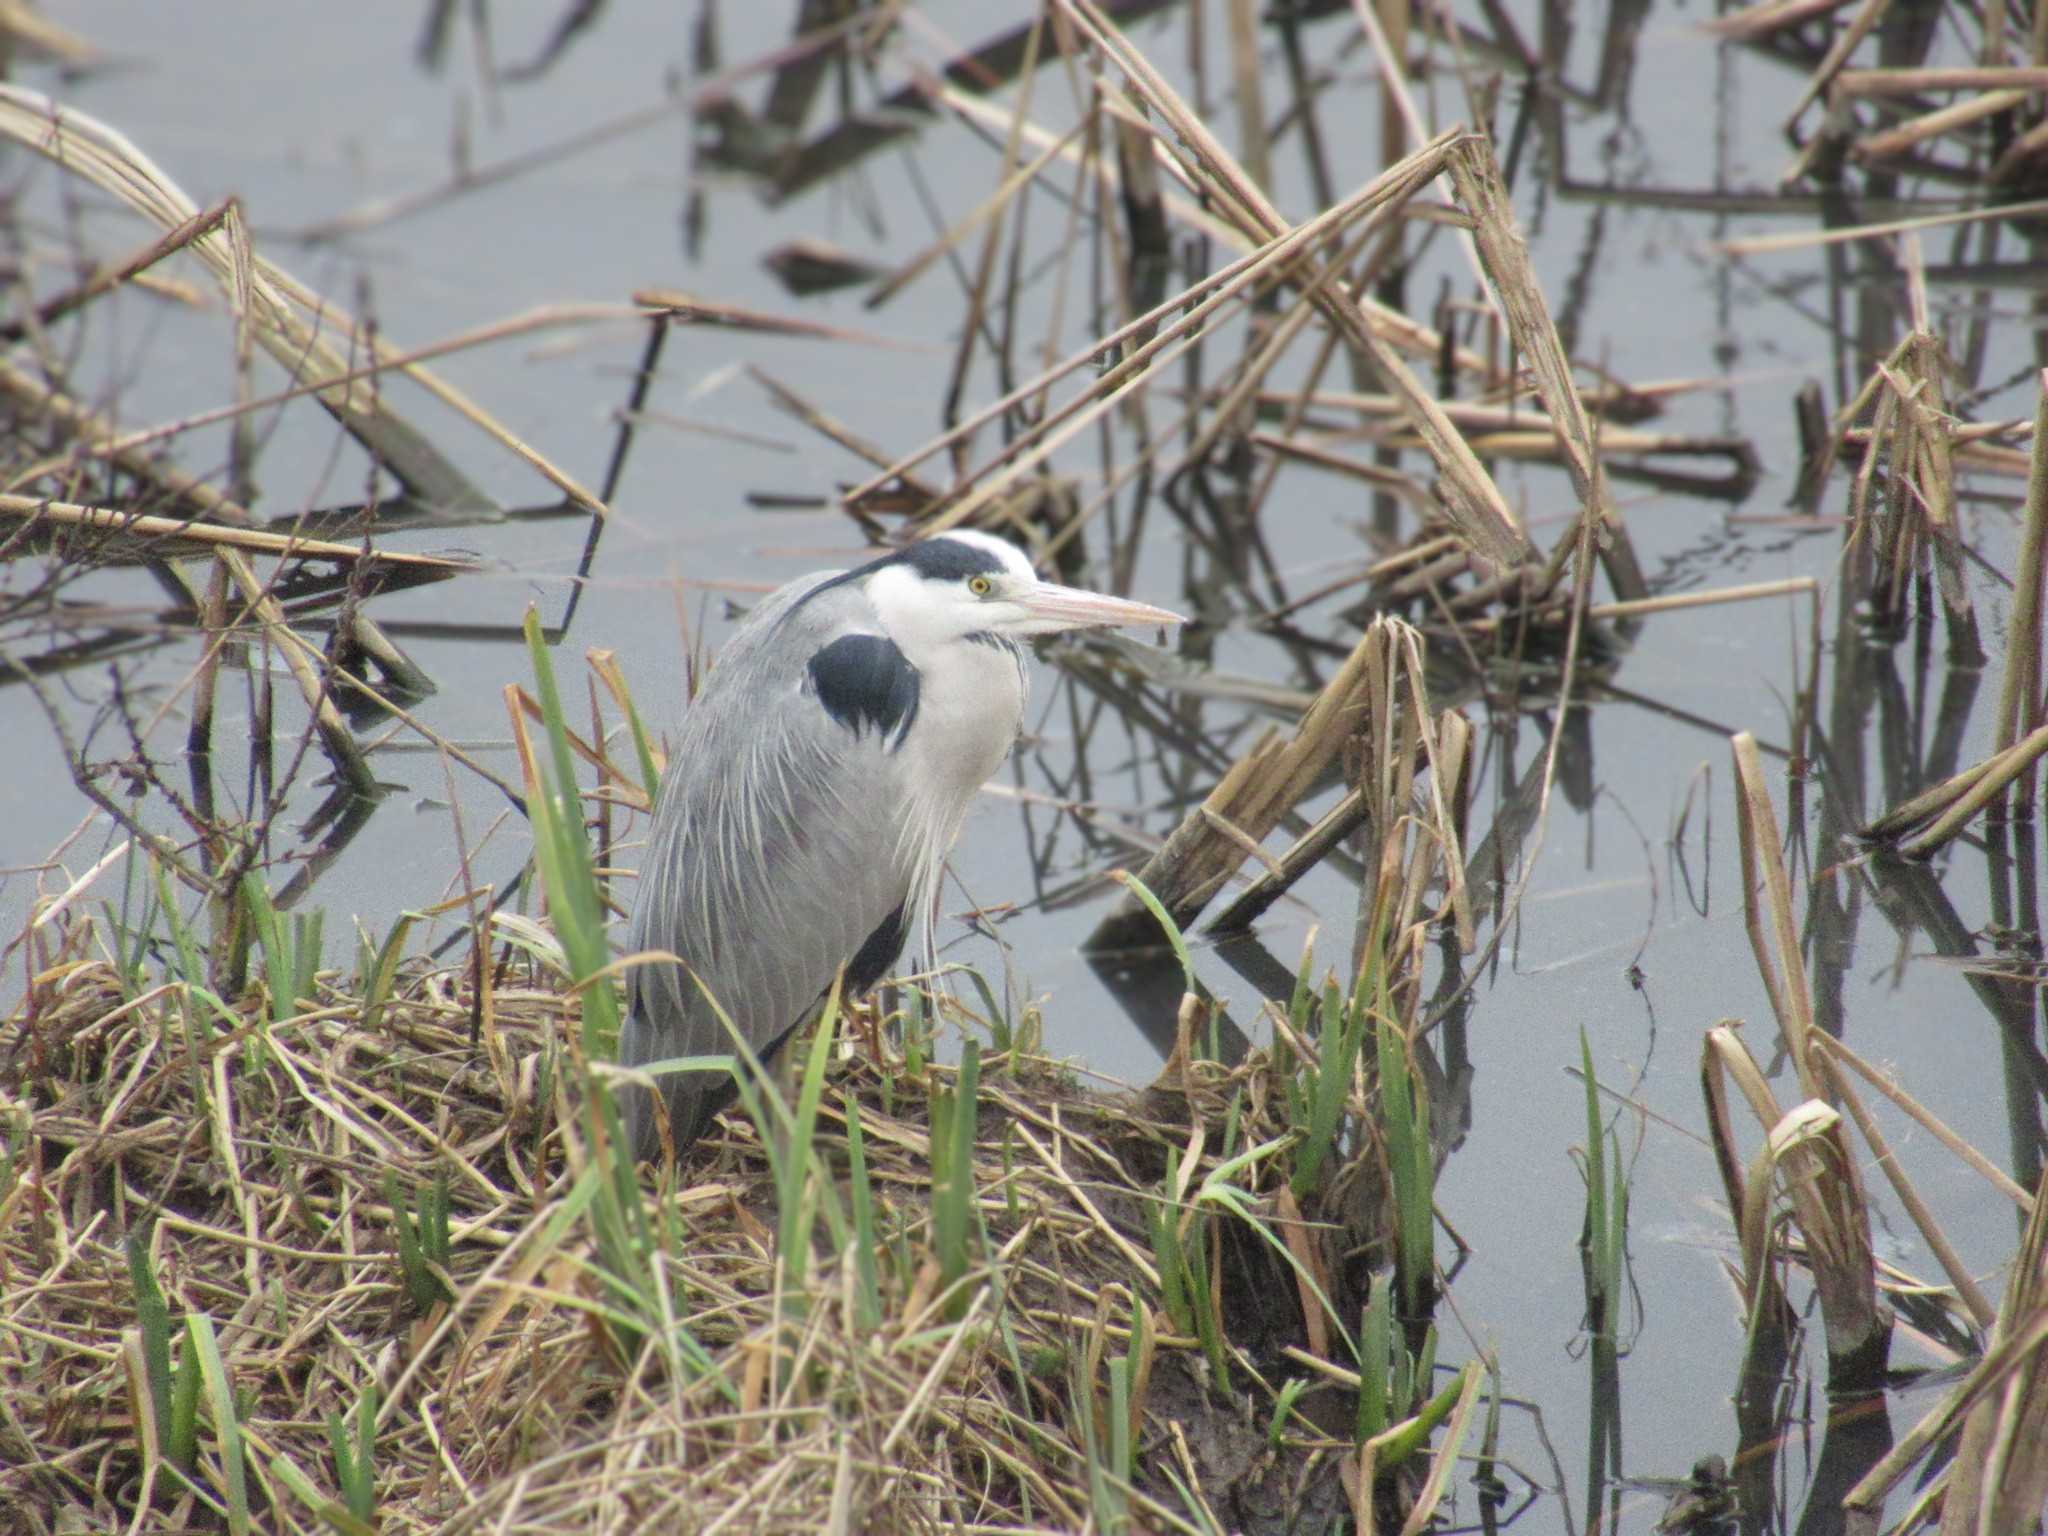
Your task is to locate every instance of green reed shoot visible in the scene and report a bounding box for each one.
[184,1312,250,1536]
[929,1039,983,1311]
[520,611,623,1062]
[603,656,661,805]
[1288,970,1367,1201]
[725,988,843,1304]
[1267,1376,1310,1449]
[1145,1146,1232,1391]
[355,910,417,1034]
[0,1110,20,1211]
[152,855,228,1112]
[153,855,207,994]
[1358,1271,1393,1439]
[1145,1178,1190,1337]
[167,1325,202,1474]
[241,873,323,1024]
[326,1385,378,1523]
[901,986,929,1080]
[845,1097,883,1333]
[1577,1029,1629,1341]
[267,1449,377,1536]
[1355,1269,1453,1467]
[1370,1365,1469,1469]
[1107,1350,1134,1502]
[1197,1135,1361,1369]
[1108,869,1218,1059]
[1073,1359,1132,1536]
[126,1230,177,1465]
[1377,1014,1434,1315]
[518,611,680,1368]
[100,845,162,1000]
[384,1169,453,1314]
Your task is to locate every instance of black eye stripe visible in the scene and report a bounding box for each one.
[780,534,1015,625]
[893,536,1010,583]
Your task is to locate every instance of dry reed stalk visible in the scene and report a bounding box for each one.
[1157,202,1416,512]
[1718,196,2048,255]
[0,359,255,527]
[1455,577,1821,640]
[1084,647,1371,946]
[856,129,1464,538]
[1810,1041,1998,1330]
[745,367,943,508]
[1347,620,1475,984]
[1844,1168,2048,1532]
[1995,369,2048,804]
[1725,733,1892,1380]
[1052,0,1532,568]
[1779,0,1895,131]
[1861,718,2048,852]
[0,195,232,347]
[0,87,621,524]
[1825,319,1982,661]
[1226,0,1272,196]
[1854,87,2034,162]
[1928,1161,2048,1534]
[1087,615,1467,950]
[1835,65,2048,94]
[1701,1025,1892,1383]
[0,87,489,513]
[0,492,471,576]
[1444,138,1647,602]
[864,113,1089,311]
[935,75,1508,386]
[1703,0,1858,41]
[220,548,377,796]
[1889,331,1981,659]
[1818,1034,2034,1212]
[1730,733,1818,1089]
[964,57,1513,377]
[1250,431,1437,517]
[0,0,99,67]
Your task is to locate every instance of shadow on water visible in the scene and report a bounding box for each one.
[6,0,2048,1528]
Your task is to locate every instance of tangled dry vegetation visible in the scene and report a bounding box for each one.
[2,917,1469,1534]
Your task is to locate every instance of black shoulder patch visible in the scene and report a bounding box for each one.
[808,632,920,747]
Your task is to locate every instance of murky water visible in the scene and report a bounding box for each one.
[4,4,2041,1529]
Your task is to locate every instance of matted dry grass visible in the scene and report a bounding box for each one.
[1,931,1421,1535]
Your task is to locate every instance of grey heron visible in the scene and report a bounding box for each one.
[620,530,1184,1158]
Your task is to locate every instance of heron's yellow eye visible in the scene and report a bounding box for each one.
[968,575,993,596]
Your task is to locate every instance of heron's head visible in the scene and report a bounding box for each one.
[863,530,1184,647]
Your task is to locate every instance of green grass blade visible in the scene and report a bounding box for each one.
[168,1327,201,1472]
[270,1449,378,1536]
[184,1314,249,1536]
[1107,869,1195,995]
[1358,1271,1392,1440]
[125,1232,173,1452]
[933,1040,982,1310]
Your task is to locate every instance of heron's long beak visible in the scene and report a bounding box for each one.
[1017,581,1186,632]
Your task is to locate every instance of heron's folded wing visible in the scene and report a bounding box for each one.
[621,574,919,1142]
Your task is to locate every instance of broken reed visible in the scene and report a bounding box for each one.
[1861,368,2048,854]
[1717,731,1890,1384]
[1841,328,1981,662]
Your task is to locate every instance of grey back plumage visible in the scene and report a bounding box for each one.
[620,560,1026,1156]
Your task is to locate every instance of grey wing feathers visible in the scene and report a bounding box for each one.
[620,573,920,1155]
